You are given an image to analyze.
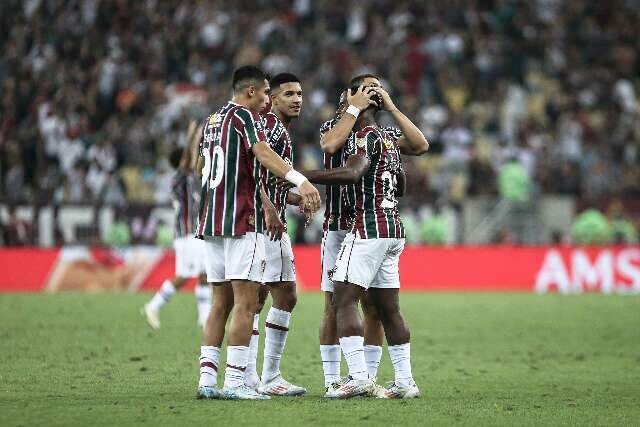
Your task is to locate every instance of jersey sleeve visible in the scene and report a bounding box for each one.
[319,119,336,137]
[236,108,267,149]
[262,113,279,148]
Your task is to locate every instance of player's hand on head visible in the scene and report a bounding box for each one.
[347,86,377,111]
[369,86,396,111]
[298,181,321,213]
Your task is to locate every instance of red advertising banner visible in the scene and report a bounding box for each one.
[0,246,638,294]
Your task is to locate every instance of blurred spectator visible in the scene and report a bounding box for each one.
[0,0,638,244]
[2,206,33,246]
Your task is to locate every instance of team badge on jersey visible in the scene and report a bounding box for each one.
[384,138,393,150]
[208,113,221,126]
[356,136,367,148]
[248,214,255,226]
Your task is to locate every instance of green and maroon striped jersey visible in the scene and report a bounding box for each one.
[261,112,293,224]
[320,119,352,232]
[196,101,267,238]
[344,125,405,239]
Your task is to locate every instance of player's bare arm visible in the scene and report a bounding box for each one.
[369,86,429,156]
[320,87,377,155]
[252,141,321,212]
[303,154,370,185]
[261,185,284,241]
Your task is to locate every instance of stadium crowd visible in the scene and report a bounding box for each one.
[1,0,639,243]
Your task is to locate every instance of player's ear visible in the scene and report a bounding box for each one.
[247,85,255,97]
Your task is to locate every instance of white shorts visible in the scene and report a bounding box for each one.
[174,236,206,278]
[263,233,296,283]
[320,230,348,292]
[204,232,265,283]
[331,233,405,290]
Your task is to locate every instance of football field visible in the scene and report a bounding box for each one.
[1,292,639,426]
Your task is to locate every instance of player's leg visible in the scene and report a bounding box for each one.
[361,292,384,380]
[260,280,305,395]
[245,285,268,390]
[197,237,228,399]
[194,274,211,327]
[194,236,213,327]
[143,276,187,329]
[325,233,383,398]
[221,232,269,400]
[368,239,419,399]
[319,231,343,391]
[198,281,233,399]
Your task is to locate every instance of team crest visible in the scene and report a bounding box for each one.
[248,215,255,226]
[208,113,221,126]
[384,138,393,150]
[356,136,366,148]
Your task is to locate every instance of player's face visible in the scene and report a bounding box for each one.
[249,79,271,112]
[272,82,303,119]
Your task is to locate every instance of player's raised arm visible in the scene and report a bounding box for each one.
[251,141,321,212]
[320,87,377,155]
[369,86,429,156]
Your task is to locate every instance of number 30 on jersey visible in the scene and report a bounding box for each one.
[202,146,224,189]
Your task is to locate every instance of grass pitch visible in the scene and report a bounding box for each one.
[1,292,639,426]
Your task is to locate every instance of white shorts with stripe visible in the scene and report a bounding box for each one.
[320,230,348,292]
[263,233,296,283]
[174,236,206,278]
[203,232,265,283]
[331,232,405,290]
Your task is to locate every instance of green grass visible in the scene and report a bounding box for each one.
[1,293,639,426]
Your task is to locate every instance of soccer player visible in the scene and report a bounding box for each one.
[142,121,211,330]
[243,73,308,396]
[305,74,428,399]
[318,90,390,394]
[195,66,320,401]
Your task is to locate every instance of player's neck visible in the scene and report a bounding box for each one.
[272,108,292,128]
[230,95,252,110]
[354,110,377,131]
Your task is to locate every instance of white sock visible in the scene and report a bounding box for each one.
[339,336,368,380]
[388,343,414,387]
[245,314,260,387]
[194,283,211,325]
[320,345,341,387]
[198,345,220,387]
[224,345,249,388]
[262,307,291,383]
[147,280,176,312]
[364,345,383,379]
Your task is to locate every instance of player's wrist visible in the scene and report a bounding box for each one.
[285,169,308,188]
[345,105,361,118]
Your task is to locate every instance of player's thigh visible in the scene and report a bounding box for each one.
[370,238,405,290]
[268,280,297,308]
[263,234,295,283]
[224,232,266,283]
[368,287,401,318]
[332,233,387,289]
[204,237,225,283]
[231,279,262,312]
[321,230,347,293]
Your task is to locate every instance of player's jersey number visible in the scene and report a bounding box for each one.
[202,146,225,189]
[381,171,397,209]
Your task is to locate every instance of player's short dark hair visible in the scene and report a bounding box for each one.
[349,73,379,88]
[169,147,183,169]
[269,73,301,91]
[232,65,267,92]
